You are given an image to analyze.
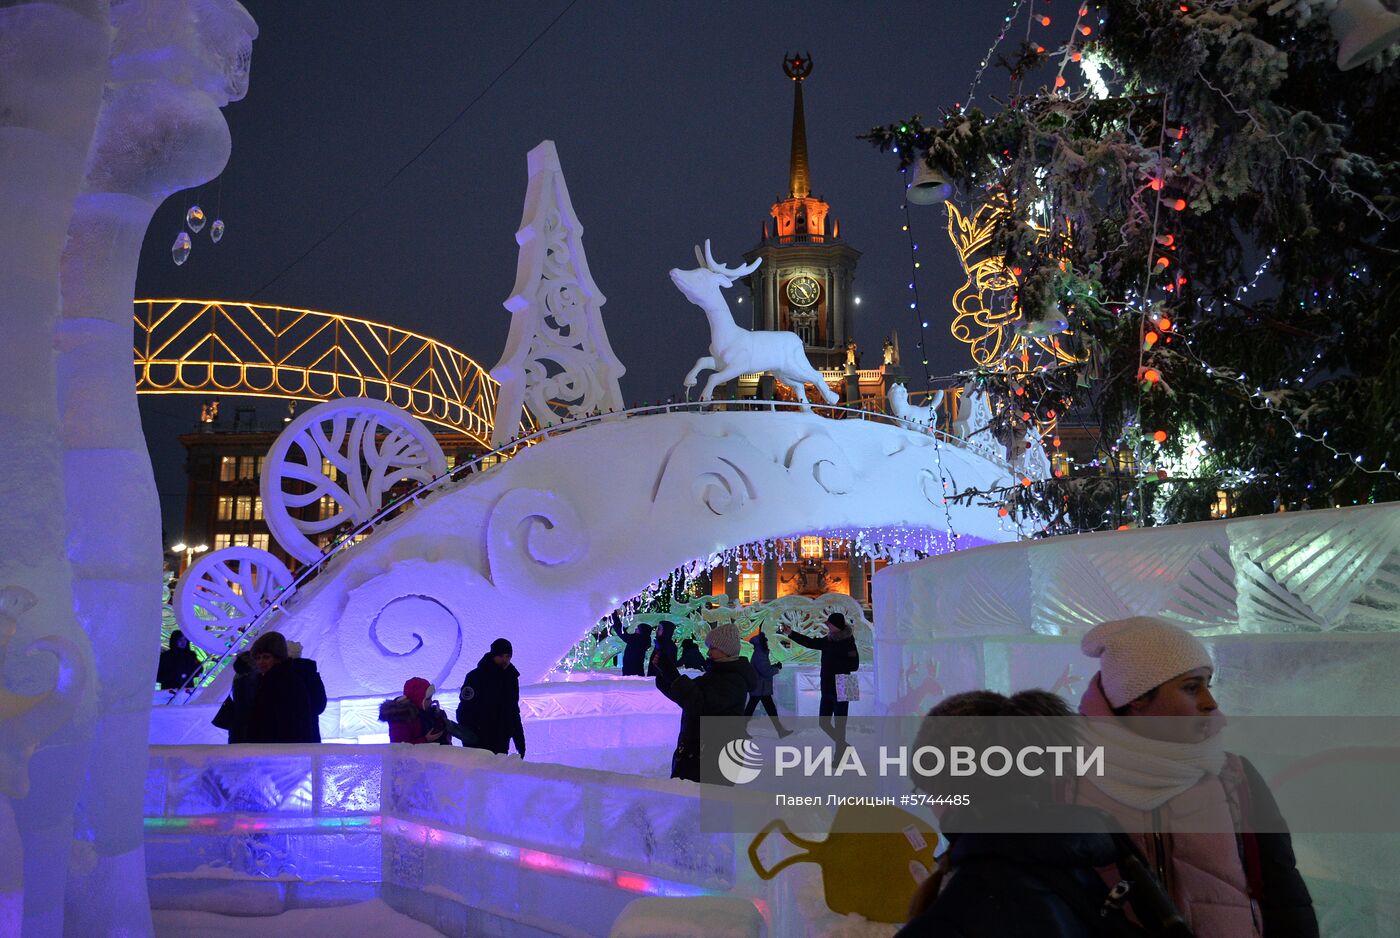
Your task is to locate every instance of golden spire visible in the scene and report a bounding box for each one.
[783,53,813,200]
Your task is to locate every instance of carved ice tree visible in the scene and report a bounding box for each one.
[261,398,447,564]
[491,140,626,446]
[173,547,293,658]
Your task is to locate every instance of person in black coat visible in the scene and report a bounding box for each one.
[779,612,859,746]
[457,637,526,757]
[612,618,653,676]
[677,637,707,671]
[647,620,678,677]
[744,630,791,737]
[245,631,326,744]
[211,651,256,743]
[653,623,758,782]
[157,629,201,690]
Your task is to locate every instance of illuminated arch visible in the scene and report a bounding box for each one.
[133,299,535,447]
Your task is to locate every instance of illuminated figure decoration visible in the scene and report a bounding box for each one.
[946,192,1083,374]
[134,299,525,448]
[492,140,627,447]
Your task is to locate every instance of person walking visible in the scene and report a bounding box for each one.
[156,629,201,690]
[1072,616,1316,938]
[612,618,653,676]
[245,631,326,744]
[652,623,757,782]
[457,638,525,757]
[779,612,859,747]
[744,629,792,737]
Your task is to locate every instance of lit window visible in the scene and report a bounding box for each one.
[235,496,253,520]
[1051,453,1070,477]
[445,454,456,469]
[1211,490,1233,519]
[739,572,761,605]
[800,536,824,559]
[214,533,233,550]
[216,496,234,521]
[319,495,337,519]
[219,456,236,482]
[237,456,256,480]
[233,533,250,547]
[479,454,499,470]
[253,496,263,520]
[321,457,336,479]
[251,533,270,551]
[255,456,265,479]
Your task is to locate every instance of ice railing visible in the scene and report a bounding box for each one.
[145,743,786,932]
[166,398,1008,703]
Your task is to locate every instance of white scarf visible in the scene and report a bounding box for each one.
[1081,717,1227,812]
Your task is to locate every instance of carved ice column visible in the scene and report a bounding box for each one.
[0,2,110,934]
[54,1,256,932]
[491,140,626,446]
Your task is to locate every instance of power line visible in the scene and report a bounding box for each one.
[250,0,580,300]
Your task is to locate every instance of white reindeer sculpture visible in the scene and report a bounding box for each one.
[887,383,945,429]
[672,240,840,410]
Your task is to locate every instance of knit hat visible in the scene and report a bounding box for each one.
[403,677,434,709]
[490,638,513,657]
[705,623,741,659]
[1081,616,1213,708]
[250,631,289,660]
[825,612,847,630]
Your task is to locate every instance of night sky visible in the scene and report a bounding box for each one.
[135,1,1058,542]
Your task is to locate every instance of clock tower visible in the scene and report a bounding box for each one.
[744,53,861,370]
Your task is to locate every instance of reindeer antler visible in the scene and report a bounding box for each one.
[698,239,761,282]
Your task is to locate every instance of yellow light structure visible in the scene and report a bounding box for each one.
[134,300,534,448]
[945,193,1083,376]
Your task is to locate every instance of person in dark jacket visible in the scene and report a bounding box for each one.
[612,618,653,676]
[380,677,455,745]
[457,638,525,757]
[779,612,859,746]
[653,623,758,782]
[900,689,1180,938]
[744,630,791,737]
[211,651,256,743]
[647,620,678,676]
[157,629,201,690]
[245,631,326,744]
[677,637,707,671]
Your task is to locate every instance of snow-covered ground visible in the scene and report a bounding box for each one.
[153,899,445,937]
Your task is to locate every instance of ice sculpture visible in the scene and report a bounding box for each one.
[0,588,88,935]
[173,547,293,659]
[261,397,447,564]
[0,1,110,933]
[491,140,627,446]
[886,383,944,429]
[51,0,256,932]
[949,381,994,449]
[675,241,840,409]
[252,407,1013,698]
[1011,424,1052,481]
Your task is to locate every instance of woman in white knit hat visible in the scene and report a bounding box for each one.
[1073,616,1315,938]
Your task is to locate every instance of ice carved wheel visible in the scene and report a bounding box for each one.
[261,398,448,563]
[174,547,294,656]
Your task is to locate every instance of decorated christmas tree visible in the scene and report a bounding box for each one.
[865,0,1398,530]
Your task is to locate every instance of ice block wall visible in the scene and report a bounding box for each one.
[873,502,1400,935]
[144,745,821,937]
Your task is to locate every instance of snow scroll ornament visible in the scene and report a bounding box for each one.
[261,397,448,563]
[173,547,293,658]
[490,140,626,447]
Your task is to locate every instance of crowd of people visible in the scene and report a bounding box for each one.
[199,610,1313,937]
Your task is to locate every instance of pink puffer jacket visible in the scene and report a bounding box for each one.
[1074,674,1260,938]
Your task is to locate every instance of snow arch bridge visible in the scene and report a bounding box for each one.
[176,400,1017,702]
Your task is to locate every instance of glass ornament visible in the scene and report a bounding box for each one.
[186,205,206,232]
[210,219,225,243]
[172,231,192,266]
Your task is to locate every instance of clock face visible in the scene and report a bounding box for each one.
[786,275,820,308]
